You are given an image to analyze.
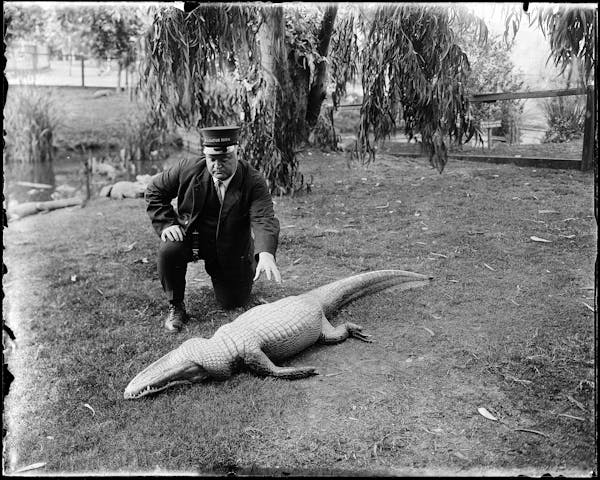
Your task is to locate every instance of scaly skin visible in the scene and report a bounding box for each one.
[124,270,431,399]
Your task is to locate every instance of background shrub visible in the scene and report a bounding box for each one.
[542,96,586,143]
[4,87,62,163]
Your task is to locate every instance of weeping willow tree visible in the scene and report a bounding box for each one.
[331,4,488,171]
[139,3,489,192]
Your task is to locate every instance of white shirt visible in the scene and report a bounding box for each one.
[211,163,237,203]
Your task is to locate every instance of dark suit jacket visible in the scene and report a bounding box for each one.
[146,157,280,268]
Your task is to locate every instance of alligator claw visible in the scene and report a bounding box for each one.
[352,331,373,343]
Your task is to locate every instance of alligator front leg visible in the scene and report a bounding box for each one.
[319,313,373,343]
[243,349,319,379]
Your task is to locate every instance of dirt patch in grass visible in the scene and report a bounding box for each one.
[3,151,596,475]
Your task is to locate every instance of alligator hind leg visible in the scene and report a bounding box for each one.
[243,349,319,379]
[319,314,373,344]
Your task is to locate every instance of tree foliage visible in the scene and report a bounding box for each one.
[460,33,524,144]
[3,3,48,46]
[331,4,487,172]
[141,3,491,190]
[4,3,146,67]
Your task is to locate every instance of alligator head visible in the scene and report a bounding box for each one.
[124,338,211,399]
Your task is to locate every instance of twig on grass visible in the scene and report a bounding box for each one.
[512,428,548,438]
[566,395,587,412]
[420,326,435,336]
[557,413,586,421]
[581,302,594,312]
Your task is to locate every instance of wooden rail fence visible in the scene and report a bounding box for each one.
[332,87,596,171]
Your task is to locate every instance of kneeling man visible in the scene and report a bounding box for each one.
[145,125,281,332]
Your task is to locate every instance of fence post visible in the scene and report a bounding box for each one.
[81,56,85,87]
[581,85,596,172]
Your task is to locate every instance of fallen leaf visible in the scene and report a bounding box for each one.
[281,225,296,229]
[581,302,594,312]
[483,263,496,271]
[452,451,469,461]
[557,413,585,421]
[83,403,96,416]
[141,257,149,264]
[14,462,46,473]
[513,428,548,438]
[421,326,435,336]
[530,236,551,243]
[431,314,442,320]
[567,395,587,412]
[70,275,78,282]
[538,210,559,214]
[122,242,137,252]
[375,202,389,209]
[477,407,498,421]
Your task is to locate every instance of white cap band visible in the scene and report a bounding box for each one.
[204,145,237,155]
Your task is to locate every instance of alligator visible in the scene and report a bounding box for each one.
[124,269,431,399]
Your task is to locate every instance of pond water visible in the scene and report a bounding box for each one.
[3,148,187,208]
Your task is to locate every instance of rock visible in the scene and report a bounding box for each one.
[339,138,357,152]
[92,89,114,98]
[99,185,113,197]
[106,181,146,199]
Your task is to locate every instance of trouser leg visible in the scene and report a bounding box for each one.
[157,240,191,304]
[206,257,256,309]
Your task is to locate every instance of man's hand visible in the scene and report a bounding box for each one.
[254,252,282,283]
[161,225,184,242]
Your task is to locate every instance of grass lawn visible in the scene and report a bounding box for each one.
[3,149,596,475]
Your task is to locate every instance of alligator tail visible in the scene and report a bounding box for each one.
[305,269,432,316]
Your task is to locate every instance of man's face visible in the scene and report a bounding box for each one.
[205,149,238,180]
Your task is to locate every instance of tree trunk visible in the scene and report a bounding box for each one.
[305,5,338,128]
[117,63,122,92]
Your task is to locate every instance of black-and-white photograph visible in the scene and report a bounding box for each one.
[2,1,596,476]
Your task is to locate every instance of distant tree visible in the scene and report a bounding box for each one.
[85,6,146,91]
[460,33,525,144]
[3,3,48,46]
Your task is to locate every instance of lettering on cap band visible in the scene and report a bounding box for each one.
[200,125,240,148]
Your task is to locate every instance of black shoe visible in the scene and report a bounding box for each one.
[164,302,189,333]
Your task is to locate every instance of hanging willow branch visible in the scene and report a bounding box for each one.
[139,4,311,194]
[356,4,484,173]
